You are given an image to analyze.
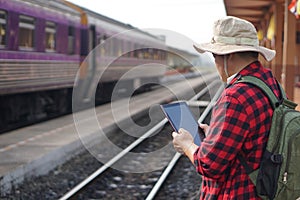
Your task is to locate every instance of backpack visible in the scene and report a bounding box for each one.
[237,75,300,200]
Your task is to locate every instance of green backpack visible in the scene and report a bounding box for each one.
[237,76,300,200]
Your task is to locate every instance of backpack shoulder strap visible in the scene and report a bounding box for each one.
[237,76,280,110]
[238,75,297,110]
[236,75,280,175]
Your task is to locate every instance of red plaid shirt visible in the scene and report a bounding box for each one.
[194,61,281,199]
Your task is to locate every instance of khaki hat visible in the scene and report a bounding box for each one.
[193,16,276,61]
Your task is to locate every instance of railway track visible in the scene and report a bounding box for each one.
[1,73,220,199]
[58,80,224,200]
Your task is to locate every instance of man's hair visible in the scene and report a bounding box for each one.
[236,51,259,59]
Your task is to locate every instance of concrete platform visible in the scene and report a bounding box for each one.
[0,73,218,194]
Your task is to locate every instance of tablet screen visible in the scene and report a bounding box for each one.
[160,101,203,146]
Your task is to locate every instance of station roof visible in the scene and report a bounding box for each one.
[223,0,284,28]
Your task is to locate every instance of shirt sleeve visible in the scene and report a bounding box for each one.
[194,94,250,180]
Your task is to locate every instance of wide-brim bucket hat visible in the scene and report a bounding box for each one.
[193,16,276,61]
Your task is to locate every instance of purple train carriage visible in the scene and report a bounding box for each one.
[0,0,167,133]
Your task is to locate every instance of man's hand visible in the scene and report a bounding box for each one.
[172,128,195,154]
[199,123,209,134]
[172,128,199,162]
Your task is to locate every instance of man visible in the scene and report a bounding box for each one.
[172,16,282,199]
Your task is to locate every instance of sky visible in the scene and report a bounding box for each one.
[67,0,226,54]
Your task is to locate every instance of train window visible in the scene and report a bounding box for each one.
[98,35,106,44]
[129,42,134,57]
[68,26,75,54]
[0,10,6,48]
[97,35,106,56]
[161,50,166,60]
[144,48,151,59]
[117,39,123,56]
[148,48,153,59]
[19,15,35,50]
[125,41,130,57]
[123,41,130,57]
[108,37,114,56]
[138,47,143,59]
[45,21,56,52]
[153,49,158,60]
[133,44,139,58]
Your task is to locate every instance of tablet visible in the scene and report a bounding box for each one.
[160,101,204,146]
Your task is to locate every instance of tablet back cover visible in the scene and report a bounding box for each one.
[161,101,202,146]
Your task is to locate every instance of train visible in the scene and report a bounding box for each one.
[0,0,202,133]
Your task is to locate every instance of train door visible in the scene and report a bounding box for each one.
[82,25,97,102]
[75,25,97,106]
[89,25,96,51]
